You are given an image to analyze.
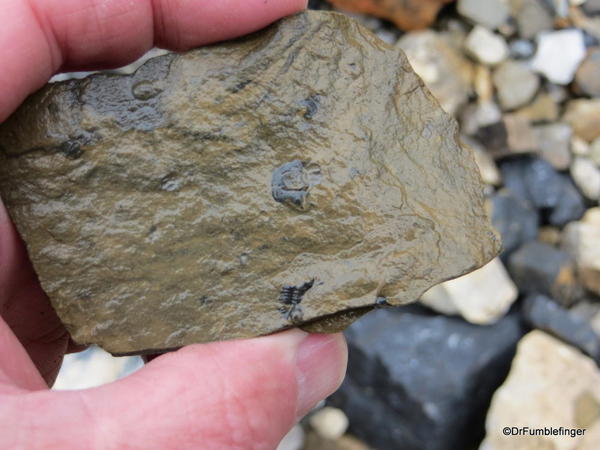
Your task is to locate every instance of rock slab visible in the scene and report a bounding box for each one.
[0,11,499,355]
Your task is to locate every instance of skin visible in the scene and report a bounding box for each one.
[0,1,348,448]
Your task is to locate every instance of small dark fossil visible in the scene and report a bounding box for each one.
[278,279,315,323]
[271,160,321,210]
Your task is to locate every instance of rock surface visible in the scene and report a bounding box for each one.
[421,257,518,324]
[481,331,600,450]
[330,305,525,450]
[0,11,499,355]
[325,0,455,30]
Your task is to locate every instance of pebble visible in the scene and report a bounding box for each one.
[54,347,143,390]
[277,424,305,450]
[562,208,600,296]
[493,60,540,110]
[460,101,502,135]
[474,64,494,102]
[512,0,554,39]
[538,226,562,246]
[549,177,587,226]
[462,136,501,185]
[398,30,473,115]
[499,156,586,226]
[584,0,600,14]
[375,29,397,45]
[563,98,600,142]
[508,241,580,306]
[457,0,509,30]
[591,137,600,165]
[309,407,350,440]
[491,189,539,258]
[523,295,600,362]
[531,29,587,84]
[465,26,509,66]
[576,48,600,97]
[481,331,600,450]
[572,135,591,156]
[533,122,573,170]
[503,114,538,154]
[420,257,518,325]
[571,156,600,200]
[515,93,560,122]
[509,39,536,59]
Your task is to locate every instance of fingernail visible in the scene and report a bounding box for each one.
[294,333,348,419]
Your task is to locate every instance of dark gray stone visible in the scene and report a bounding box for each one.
[508,241,581,306]
[491,188,539,258]
[548,177,586,226]
[523,294,600,364]
[328,305,525,450]
[499,156,586,226]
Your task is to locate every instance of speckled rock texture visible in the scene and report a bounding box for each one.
[0,11,499,355]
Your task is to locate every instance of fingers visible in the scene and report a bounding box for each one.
[0,0,307,122]
[2,330,347,449]
[0,202,70,387]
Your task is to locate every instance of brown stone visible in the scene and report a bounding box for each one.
[326,0,455,30]
[563,99,600,142]
[0,11,499,355]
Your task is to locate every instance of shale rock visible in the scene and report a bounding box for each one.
[0,11,499,355]
[325,0,455,31]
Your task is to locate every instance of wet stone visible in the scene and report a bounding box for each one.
[0,11,499,355]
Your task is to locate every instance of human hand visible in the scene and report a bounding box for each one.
[0,1,348,448]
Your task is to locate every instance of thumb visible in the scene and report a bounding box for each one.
[8,330,347,449]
